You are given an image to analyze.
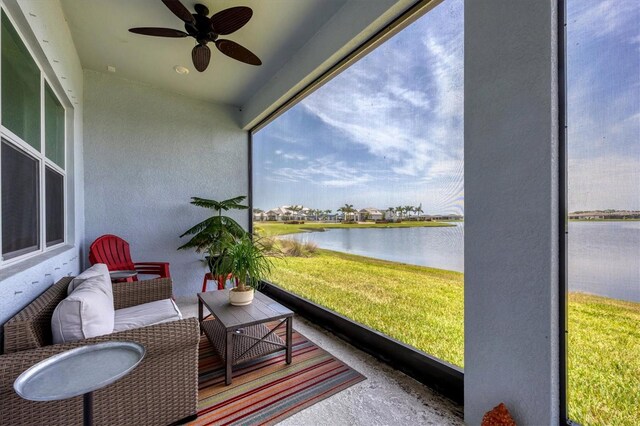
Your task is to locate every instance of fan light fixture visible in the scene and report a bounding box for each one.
[174,65,190,75]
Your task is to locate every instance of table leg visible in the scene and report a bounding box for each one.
[225,330,233,385]
[198,299,203,334]
[83,391,93,426]
[286,317,293,365]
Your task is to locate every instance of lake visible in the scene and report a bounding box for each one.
[287,221,640,302]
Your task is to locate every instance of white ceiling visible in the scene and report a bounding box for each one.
[60,0,348,107]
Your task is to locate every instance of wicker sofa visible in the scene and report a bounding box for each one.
[1,276,200,426]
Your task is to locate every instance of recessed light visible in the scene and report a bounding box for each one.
[107,65,116,73]
[174,65,189,75]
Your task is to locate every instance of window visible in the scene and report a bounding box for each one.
[45,167,64,246]
[1,11,40,149]
[1,141,39,259]
[45,83,65,168]
[0,10,66,263]
[252,0,464,367]
[566,1,639,425]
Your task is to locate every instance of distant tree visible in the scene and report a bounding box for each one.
[395,206,403,220]
[404,205,414,218]
[289,205,303,220]
[338,204,356,222]
[415,203,424,220]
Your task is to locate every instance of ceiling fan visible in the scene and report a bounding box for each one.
[129,0,261,72]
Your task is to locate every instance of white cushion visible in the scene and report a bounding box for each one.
[52,275,115,344]
[113,299,182,332]
[68,264,113,306]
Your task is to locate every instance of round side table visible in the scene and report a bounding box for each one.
[14,341,145,426]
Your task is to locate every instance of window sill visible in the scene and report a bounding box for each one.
[0,245,75,281]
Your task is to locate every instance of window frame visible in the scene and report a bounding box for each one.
[0,6,68,267]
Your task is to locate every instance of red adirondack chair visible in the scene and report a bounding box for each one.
[89,234,170,281]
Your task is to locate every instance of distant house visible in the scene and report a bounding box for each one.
[569,210,640,220]
[358,207,383,221]
[253,211,267,221]
[264,205,311,221]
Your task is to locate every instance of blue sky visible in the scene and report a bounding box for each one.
[567,0,639,211]
[253,0,638,213]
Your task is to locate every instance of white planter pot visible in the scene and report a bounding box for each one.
[229,288,255,306]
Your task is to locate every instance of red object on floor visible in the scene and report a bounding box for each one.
[201,272,232,292]
[89,234,171,281]
[481,403,517,426]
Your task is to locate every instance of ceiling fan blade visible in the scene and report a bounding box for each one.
[215,40,262,66]
[162,0,195,24]
[192,44,211,72]
[129,27,188,37]
[210,7,253,35]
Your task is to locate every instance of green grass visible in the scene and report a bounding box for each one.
[254,220,454,237]
[269,249,464,365]
[266,248,639,426]
[567,293,640,426]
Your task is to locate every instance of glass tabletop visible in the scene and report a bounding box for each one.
[14,341,145,401]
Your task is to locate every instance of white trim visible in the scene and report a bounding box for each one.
[0,5,68,268]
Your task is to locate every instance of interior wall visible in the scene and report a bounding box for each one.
[83,70,248,296]
[0,0,84,335]
[464,0,559,424]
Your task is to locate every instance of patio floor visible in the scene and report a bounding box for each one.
[176,296,464,425]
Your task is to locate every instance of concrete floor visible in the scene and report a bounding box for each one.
[176,296,464,426]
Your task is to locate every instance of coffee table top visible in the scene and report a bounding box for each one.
[198,289,293,330]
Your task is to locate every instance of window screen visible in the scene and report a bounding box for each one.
[1,11,41,150]
[45,167,64,246]
[252,0,464,367]
[566,1,639,424]
[2,140,39,259]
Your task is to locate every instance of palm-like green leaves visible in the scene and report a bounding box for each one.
[189,196,248,211]
[218,234,274,291]
[178,196,248,253]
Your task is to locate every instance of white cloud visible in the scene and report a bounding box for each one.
[569,155,640,211]
[266,156,377,188]
[570,0,638,40]
[298,17,464,179]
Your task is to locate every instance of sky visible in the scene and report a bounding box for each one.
[253,0,639,214]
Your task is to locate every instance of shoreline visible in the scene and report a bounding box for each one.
[255,220,456,237]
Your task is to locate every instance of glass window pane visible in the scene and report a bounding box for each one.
[1,11,41,150]
[252,0,464,367]
[45,167,64,246]
[2,140,39,258]
[566,1,639,425]
[45,83,65,168]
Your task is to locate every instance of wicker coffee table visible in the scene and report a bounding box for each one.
[197,289,294,385]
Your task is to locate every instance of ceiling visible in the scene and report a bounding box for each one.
[60,0,348,107]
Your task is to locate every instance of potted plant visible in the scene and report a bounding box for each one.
[221,234,274,306]
[178,196,249,279]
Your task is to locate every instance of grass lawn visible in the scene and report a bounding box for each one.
[267,248,639,426]
[567,293,640,426]
[254,220,453,237]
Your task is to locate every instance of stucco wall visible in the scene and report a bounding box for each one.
[83,70,248,296]
[0,0,84,334]
[464,0,559,424]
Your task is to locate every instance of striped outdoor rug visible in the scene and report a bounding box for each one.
[188,321,366,426]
